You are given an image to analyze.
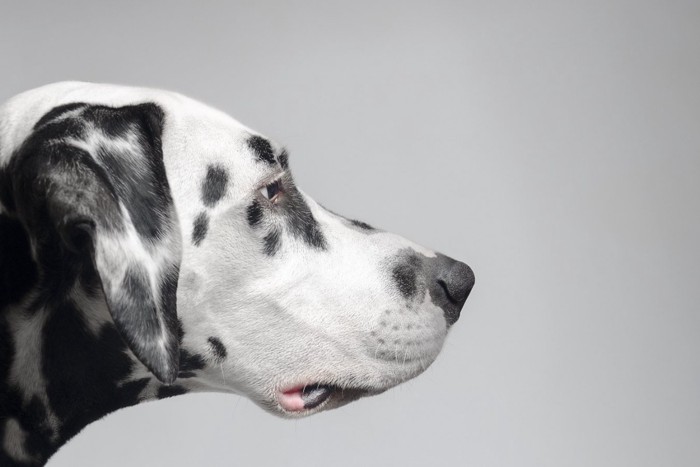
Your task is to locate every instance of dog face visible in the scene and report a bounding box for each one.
[0,82,474,420]
[167,106,475,416]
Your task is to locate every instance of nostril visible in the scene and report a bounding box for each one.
[441,262,475,305]
[437,279,460,305]
[428,255,475,326]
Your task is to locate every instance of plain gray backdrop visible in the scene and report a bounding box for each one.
[1,1,699,466]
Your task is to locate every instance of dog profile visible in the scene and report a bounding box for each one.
[0,82,474,466]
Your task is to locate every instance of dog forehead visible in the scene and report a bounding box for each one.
[163,112,278,189]
[161,110,286,229]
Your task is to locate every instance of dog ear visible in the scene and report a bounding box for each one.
[3,103,182,384]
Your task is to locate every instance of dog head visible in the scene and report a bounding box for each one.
[0,82,474,417]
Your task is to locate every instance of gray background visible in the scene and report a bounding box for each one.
[1,1,699,466]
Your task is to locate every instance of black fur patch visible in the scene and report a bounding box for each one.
[247,135,276,165]
[249,175,326,252]
[175,320,206,378]
[278,149,289,169]
[157,385,188,399]
[0,316,12,407]
[350,219,375,230]
[0,166,14,212]
[247,200,263,227]
[107,261,180,383]
[207,337,227,361]
[263,228,281,256]
[201,165,229,207]
[38,298,151,461]
[6,144,120,306]
[158,264,181,362]
[392,263,418,299]
[179,349,206,373]
[86,104,173,241]
[0,215,38,309]
[281,182,327,250]
[177,319,186,343]
[11,103,173,248]
[192,212,209,246]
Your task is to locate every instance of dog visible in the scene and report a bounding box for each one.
[0,82,474,466]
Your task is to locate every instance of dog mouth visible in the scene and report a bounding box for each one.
[277,383,373,413]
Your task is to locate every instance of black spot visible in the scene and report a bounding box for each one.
[201,165,229,207]
[207,337,228,361]
[33,102,87,128]
[247,200,263,227]
[263,228,281,256]
[158,264,181,365]
[177,319,186,344]
[317,204,377,234]
[278,149,289,169]
[175,320,206,377]
[393,263,418,299]
[180,349,206,373]
[0,166,14,212]
[192,212,209,246]
[350,219,375,230]
[282,185,327,250]
[247,135,276,165]
[157,385,188,399]
[0,215,38,309]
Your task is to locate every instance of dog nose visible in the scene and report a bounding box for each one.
[434,257,475,326]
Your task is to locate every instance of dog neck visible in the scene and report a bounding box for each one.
[0,215,203,466]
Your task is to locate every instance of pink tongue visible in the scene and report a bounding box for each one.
[279,388,305,412]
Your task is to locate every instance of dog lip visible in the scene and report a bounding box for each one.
[277,382,374,413]
[278,383,336,412]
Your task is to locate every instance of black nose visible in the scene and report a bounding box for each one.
[433,256,475,326]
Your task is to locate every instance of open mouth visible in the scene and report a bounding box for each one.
[277,383,372,412]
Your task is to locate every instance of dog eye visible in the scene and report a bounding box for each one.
[260,180,281,202]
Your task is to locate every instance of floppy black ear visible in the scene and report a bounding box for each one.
[3,102,181,384]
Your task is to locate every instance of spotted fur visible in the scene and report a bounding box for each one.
[0,82,474,466]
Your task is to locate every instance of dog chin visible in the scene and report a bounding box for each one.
[274,385,377,417]
[253,360,434,418]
